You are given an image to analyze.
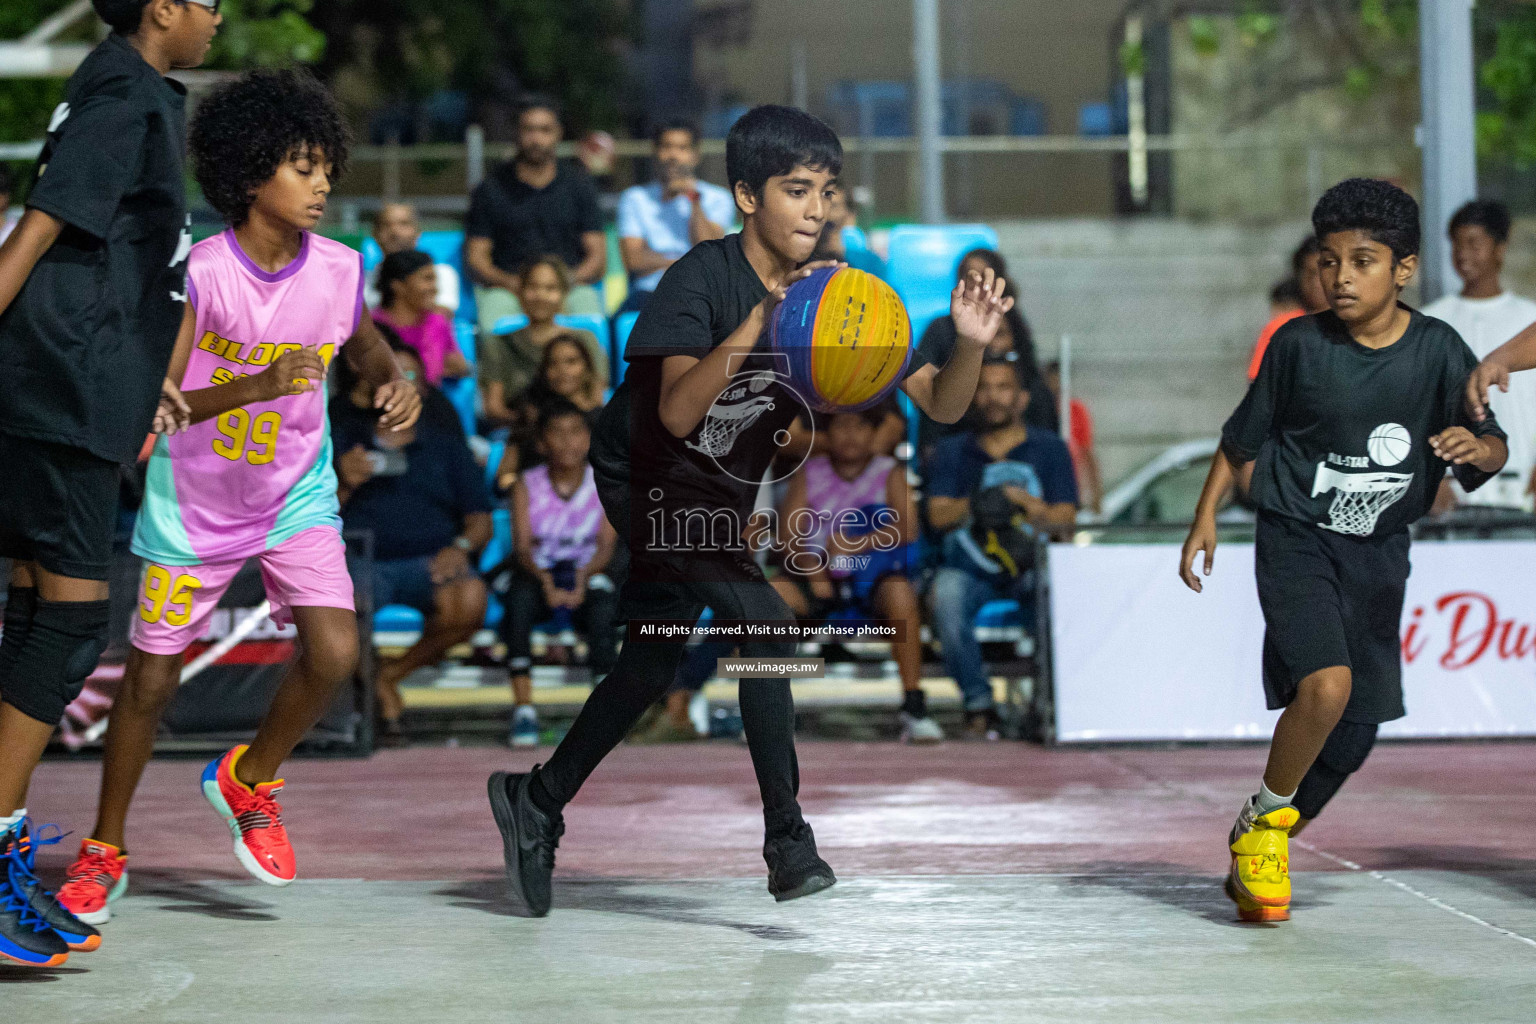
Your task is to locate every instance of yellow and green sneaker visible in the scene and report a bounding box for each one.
[1226,800,1301,922]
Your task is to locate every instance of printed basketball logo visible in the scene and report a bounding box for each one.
[1313,423,1414,536]
[1368,423,1412,466]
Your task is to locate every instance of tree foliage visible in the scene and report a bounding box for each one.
[1478,6,1536,167]
[310,0,632,136]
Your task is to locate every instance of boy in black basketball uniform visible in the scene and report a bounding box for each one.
[489,105,1013,915]
[1180,179,1506,923]
[0,0,220,966]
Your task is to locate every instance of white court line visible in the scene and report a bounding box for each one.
[1292,838,1536,950]
[1097,750,1536,951]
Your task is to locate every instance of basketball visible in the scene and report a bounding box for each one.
[1367,422,1412,466]
[771,266,912,413]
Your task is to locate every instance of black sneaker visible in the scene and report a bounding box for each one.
[12,824,100,952]
[0,829,70,967]
[764,822,837,902]
[487,770,564,917]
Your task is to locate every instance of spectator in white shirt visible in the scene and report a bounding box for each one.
[1423,199,1536,510]
[615,120,736,312]
[366,201,462,313]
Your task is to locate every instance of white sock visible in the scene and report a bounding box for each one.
[1254,782,1295,814]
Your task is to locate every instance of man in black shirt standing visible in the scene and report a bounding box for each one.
[488,105,1013,916]
[1179,179,1506,925]
[464,94,607,330]
[0,0,220,967]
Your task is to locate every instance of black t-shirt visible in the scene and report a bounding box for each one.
[1222,307,1505,538]
[465,161,602,274]
[592,234,932,579]
[0,33,190,465]
[331,403,494,561]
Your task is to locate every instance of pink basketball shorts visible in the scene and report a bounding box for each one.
[130,525,355,656]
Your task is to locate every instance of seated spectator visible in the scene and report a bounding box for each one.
[918,248,1057,458]
[334,327,463,438]
[0,164,16,246]
[499,401,619,747]
[776,406,941,744]
[1043,360,1102,515]
[331,348,495,744]
[373,250,472,385]
[616,120,734,313]
[465,94,606,331]
[810,185,886,279]
[366,201,460,312]
[926,359,1077,740]
[1248,236,1326,380]
[494,334,608,491]
[479,254,609,428]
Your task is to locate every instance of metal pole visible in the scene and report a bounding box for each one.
[466,124,486,191]
[1058,334,1072,437]
[1125,17,1149,209]
[913,0,945,224]
[790,40,809,110]
[1418,0,1477,303]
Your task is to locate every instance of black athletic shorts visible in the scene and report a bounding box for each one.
[1255,512,1409,725]
[0,432,119,581]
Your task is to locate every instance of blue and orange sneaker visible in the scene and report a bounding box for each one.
[200,746,297,886]
[11,823,102,951]
[0,824,70,967]
[57,839,129,926]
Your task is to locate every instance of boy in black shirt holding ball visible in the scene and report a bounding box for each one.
[488,105,1013,916]
[1180,179,1506,923]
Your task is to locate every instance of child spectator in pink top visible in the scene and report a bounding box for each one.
[373,249,471,385]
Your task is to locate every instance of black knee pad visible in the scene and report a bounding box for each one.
[1294,720,1378,820]
[0,586,39,681]
[0,599,110,726]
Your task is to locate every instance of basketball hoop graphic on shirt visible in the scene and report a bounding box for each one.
[1311,422,1413,536]
[685,353,815,485]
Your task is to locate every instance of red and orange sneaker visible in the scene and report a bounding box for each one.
[57,840,128,926]
[200,746,296,886]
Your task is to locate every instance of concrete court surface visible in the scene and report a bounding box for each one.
[9,741,1536,1023]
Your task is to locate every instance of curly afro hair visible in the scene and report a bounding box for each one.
[1311,177,1420,263]
[191,68,351,226]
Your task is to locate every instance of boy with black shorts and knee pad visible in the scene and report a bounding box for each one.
[487,104,1013,915]
[1180,178,1507,923]
[0,0,221,968]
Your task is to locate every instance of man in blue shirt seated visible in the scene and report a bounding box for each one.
[925,358,1078,740]
[331,354,495,743]
[616,120,736,312]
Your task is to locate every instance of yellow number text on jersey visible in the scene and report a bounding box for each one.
[213,409,284,465]
[140,566,203,626]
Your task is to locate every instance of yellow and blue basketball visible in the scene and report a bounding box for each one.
[771,266,912,413]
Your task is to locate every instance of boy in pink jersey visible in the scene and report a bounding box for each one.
[58,70,420,923]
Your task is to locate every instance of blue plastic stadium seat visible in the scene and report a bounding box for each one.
[442,376,478,437]
[374,604,423,634]
[453,314,477,365]
[611,311,639,385]
[362,236,383,274]
[975,599,1022,629]
[885,224,1001,344]
[492,314,527,336]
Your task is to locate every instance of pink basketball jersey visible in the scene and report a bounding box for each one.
[132,230,362,565]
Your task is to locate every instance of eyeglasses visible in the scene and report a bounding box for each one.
[178,0,222,14]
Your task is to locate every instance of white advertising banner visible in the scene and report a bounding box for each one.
[1049,541,1536,742]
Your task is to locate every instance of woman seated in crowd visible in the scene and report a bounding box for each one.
[479,254,609,430]
[494,334,606,492]
[373,250,472,386]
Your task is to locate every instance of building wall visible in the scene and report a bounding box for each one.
[692,0,1129,217]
